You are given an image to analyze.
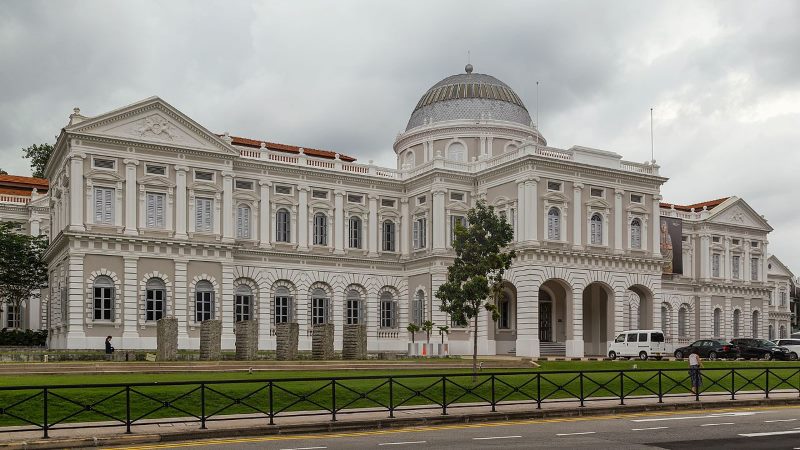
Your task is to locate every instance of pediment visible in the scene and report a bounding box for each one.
[67,97,236,155]
[768,256,795,278]
[708,198,772,231]
[138,175,176,188]
[543,191,569,203]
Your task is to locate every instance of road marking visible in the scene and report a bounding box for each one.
[633,411,759,422]
[473,435,522,440]
[631,427,668,431]
[556,432,596,436]
[740,430,800,437]
[700,422,734,427]
[279,447,327,450]
[378,442,426,446]
[765,418,797,423]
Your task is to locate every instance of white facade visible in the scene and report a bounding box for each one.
[37,67,792,356]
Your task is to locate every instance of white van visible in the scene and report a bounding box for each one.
[607,329,668,360]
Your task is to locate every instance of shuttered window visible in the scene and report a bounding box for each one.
[382,220,396,252]
[547,207,560,240]
[94,187,114,225]
[590,213,603,245]
[236,205,251,239]
[276,209,290,242]
[146,192,166,228]
[413,217,426,249]
[195,197,213,232]
[313,213,327,246]
[630,218,642,249]
[349,216,362,249]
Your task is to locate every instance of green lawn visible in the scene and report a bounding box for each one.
[0,361,798,429]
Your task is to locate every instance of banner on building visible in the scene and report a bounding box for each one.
[660,217,683,274]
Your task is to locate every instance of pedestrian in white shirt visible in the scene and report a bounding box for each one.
[688,347,703,394]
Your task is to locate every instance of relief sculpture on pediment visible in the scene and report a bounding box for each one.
[132,114,180,141]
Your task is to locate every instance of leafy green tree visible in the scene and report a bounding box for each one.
[436,201,516,380]
[22,143,54,178]
[0,222,49,328]
[0,169,8,175]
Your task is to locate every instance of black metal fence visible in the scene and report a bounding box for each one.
[1,366,799,438]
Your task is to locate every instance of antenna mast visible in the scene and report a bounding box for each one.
[536,81,540,145]
[650,107,654,162]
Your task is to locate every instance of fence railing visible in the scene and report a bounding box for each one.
[1,366,799,438]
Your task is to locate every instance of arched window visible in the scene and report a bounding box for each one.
[380,291,396,329]
[145,278,166,322]
[678,307,687,337]
[412,290,426,325]
[547,207,561,240]
[780,325,787,339]
[349,216,362,249]
[713,308,721,337]
[404,151,415,169]
[732,310,741,337]
[346,289,363,325]
[274,286,293,324]
[660,305,668,333]
[768,324,774,340]
[93,275,115,321]
[195,280,214,322]
[446,142,466,162]
[590,213,603,245]
[313,212,327,246]
[497,293,511,329]
[630,218,642,249]
[236,204,251,239]
[752,311,760,338]
[310,287,329,325]
[234,284,252,322]
[382,220,396,252]
[276,208,291,243]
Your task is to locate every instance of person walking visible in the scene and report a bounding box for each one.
[105,336,115,355]
[689,347,703,395]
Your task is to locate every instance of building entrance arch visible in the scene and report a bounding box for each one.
[628,284,655,330]
[539,279,572,344]
[583,282,615,356]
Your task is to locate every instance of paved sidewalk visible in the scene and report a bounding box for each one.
[1,390,798,449]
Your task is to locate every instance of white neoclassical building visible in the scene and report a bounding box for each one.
[33,65,793,356]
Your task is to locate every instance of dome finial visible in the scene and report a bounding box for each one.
[465,63,473,74]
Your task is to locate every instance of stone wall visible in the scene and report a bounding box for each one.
[275,322,299,360]
[199,320,222,361]
[342,324,367,360]
[156,317,178,361]
[311,323,334,360]
[234,320,259,360]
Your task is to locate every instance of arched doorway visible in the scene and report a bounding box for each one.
[539,279,572,355]
[491,282,517,355]
[628,285,654,329]
[582,282,614,356]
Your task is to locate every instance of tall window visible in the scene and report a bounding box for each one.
[780,325,787,339]
[313,213,327,246]
[276,208,291,243]
[145,278,166,322]
[380,292,396,329]
[234,284,252,322]
[590,213,603,245]
[6,303,20,329]
[236,205,251,239]
[413,217,427,249]
[146,192,166,228]
[450,215,466,245]
[346,289,363,325]
[94,187,114,225]
[751,257,759,281]
[274,287,293,324]
[195,197,213,232]
[497,294,511,329]
[712,253,721,278]
[768,324,774,340]
[780,291,787,307]
[310,288,329,325]
[752,311,760,338]
[733,310,741,337]
[713,308,721,337]
[195,280,214,322]
[349,216,362,249]
[412,290,425,325]
[382,220,396,252]
[678,307,687,337]
[93,275,114,320]
[630,218,642,249]
[660,305,667,333]
[547,207,560,240]
[732,255,741,279]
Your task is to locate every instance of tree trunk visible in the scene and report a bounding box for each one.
[472,314,478,382]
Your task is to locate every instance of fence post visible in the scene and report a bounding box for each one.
[268,381,274,425]
[657,370,663,403]
[331,380,337,422]
[579,372,585,407]
[491,375,496,412]
[126,385,131,434]
[619,371,624,406]
[730,369,735,400]
[388,377,394,419]
[200,383,206,429]
[441,376,447,415]
[765,368,770,399]
[536,373,541,410]
[42,387,48,439]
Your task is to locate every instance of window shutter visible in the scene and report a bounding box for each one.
[412,220,419,248]
[104,188,114,225]
[243,207,250,238]
[156,193,164,228]
[146,193,155,228]
[236,206,243,238]
[95,188,104,223]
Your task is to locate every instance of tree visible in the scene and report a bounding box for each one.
[436,201,516,381]
[22,143,54,178]
[437,325,449,344]
[0,222,49,328]
[0,169,7,175]
[422,320,435,344]
[406,323,420,343]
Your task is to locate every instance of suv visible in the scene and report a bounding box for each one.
[729,338,791,360]
[772,339,800,361]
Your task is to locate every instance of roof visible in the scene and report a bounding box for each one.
[0,174,49,190]
[660,197,729,212]
[0,188,37,196]
[228,136,357,162]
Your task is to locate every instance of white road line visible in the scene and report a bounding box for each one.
[631,427,669,431]
[473,436,522,440]
[765,418,798,423]
[378,442,427,446]
[632,411,758,423]
[556,432,596,436]
[739,430,800,437]
[700,422,735,427]
[279,447,327,450]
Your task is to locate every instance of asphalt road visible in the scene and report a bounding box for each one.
[109,406,800,450]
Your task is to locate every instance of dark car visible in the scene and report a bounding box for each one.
[674,339,738,360]
[729,338,791,360]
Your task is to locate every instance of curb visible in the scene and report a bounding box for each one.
[3,397,800,449]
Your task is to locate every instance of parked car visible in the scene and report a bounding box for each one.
[673,339,738,360]
[608,330,668,360]
[772,339,800,361]
[729,338,792,360]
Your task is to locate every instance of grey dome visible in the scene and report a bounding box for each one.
[406,70,532,131]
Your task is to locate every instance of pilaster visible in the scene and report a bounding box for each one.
[572,183,583,250]
[368,194,378,257]
[122,256,138,345]
[174,166,188,239]
[222,172,234,242]
[297,185,309,251]
[516,180,526,242]
[69,154,86,232]
[613,189,623,254]
[334,190,345,254]
[432,187,446,252]
[123,159,139,236]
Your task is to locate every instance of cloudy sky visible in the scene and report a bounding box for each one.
[2,0,799,271]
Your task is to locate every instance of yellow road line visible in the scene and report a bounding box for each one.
[107,404,796,450]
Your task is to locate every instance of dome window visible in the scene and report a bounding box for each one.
[446,142,466,162]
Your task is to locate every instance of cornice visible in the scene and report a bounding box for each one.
[68,132,237,161]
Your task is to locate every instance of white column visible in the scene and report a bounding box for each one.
[122,256,138,345]
[66,255,87,348]
[651,195,662,258]
[30,218,41,236]
[259,181,272,248]
[572,183,583,249]
[400,198,410,258]
[334,190,345,254]
[222,173,234,241]
[566,286,584,358]
[700,234,711,281]
[744,242,751,282]
[432,188,446,251]
[516,181,526,242]
[724,296,732,338]
[614,189,623,253]
[174,166,188,239]
[368,194,378,257]
[724,237,732,282]
[174,260,190,346]
[527,177,538,243]
[69,154,85,231]
[298,186,309,251]
[515,284,540,358]
[699,295,711,338]
[123,159,139,235]
[762,241,769,283]
[213,192,221,236]
[221,263,235,349]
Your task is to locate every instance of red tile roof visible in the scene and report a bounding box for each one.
[0,187,36,196]
[660,197,729,212]
[0,174,49,190]
[228,136,357,162]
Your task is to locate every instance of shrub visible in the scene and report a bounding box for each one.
[0,328,48,346]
